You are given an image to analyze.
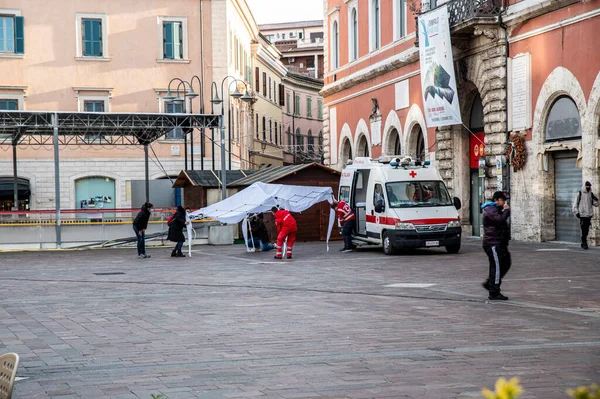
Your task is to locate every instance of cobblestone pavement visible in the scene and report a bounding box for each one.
[0,238,599,399]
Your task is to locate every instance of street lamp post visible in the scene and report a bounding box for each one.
[210,76,253,200]
[164,76,203,170]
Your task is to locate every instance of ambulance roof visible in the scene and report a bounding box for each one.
[342,157,443,182]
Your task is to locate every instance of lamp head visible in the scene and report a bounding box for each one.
[230,87,243,99]
[185,86,199,99]
[172,94,185,105]
[240,90,253,104]
[211,92,222,105]
[163,90,176,101]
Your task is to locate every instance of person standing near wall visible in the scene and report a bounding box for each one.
[133,202,153,259]
[572,181,599,250]
[168,206,188,257]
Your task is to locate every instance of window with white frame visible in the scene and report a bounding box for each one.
[393,0,407,40]
[157,16,188,61]
[331,20,339,69]
[349,7,358,61]
[76,13,108,59]
[307,96,312,118]
[0,10,24,55]
[370,0,380,51]
[165,102,184,140]
[84,100,104,112]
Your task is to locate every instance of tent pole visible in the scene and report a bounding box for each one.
[53,113,62,248]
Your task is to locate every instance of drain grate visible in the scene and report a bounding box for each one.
[93,272,126,276]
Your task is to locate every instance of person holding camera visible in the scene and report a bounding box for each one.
[572,181,599,250]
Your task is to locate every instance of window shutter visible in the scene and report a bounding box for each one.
[279,84,285,106]
[255,67,259,90]
[93,20,102,56]
[83,20,92,56]
[164,22,174,59]
[262,72,267,96]
[14,16,24,54]
[179,22,183,59]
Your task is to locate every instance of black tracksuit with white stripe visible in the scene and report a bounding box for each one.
[482,202,511,295]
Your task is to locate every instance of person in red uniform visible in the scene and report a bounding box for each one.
[331,200,356,252]
[271,206,298,259]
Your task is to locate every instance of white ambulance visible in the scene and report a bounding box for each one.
[339,156,463,255]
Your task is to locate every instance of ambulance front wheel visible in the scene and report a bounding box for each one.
[382,231,397,255]
[445,243,461,254]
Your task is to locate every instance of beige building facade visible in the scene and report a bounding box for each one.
[0,0,262,210]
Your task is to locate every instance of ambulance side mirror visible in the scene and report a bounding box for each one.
[374,201,384,213]
[453,197,462,210]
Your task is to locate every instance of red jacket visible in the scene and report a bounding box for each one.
[336,201,356,223]
[274,209,297,232]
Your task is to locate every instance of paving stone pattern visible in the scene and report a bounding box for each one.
[0,238,599,398]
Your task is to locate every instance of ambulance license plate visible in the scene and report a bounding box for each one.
[425,241,439,247]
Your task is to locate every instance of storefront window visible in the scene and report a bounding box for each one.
[75,177,116,218]
[0,177,30,211]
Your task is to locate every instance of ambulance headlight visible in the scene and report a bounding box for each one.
[395,222,415,230]
[447,220,461,228]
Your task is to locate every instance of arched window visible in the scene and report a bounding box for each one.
[415,128,425,161]
[387,128,401,155]
[357,135,370,157]
[342,138,353,166]
[307,130,314,154]
[370,0,380,50]
[318,131,324,155]
[545,96,581,141]
[349,8,358,61]
[332,21,339,69]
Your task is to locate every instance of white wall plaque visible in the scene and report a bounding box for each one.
[508,53,532,131]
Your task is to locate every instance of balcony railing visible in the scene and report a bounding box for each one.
[447,0,503,27]
[415,0,503,46]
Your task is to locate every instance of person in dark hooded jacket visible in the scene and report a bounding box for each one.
[481,192,511,300]
[133,202,153,258]
[168,206,188,257]
[572,181,599,250]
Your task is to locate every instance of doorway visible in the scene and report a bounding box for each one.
[468,94,484,236]
[553,151,581,242]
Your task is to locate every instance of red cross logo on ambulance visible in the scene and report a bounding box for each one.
[409,170,417,178]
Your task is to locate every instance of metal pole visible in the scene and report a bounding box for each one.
[228,106,232,169]
[190,98,195,171]
[184,132,188,170]
[221,115,227,201]
[52,113,62,248]
[12,141,18,211]
[144,144,150,203]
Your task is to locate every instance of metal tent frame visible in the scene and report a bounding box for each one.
[0,110,221,247]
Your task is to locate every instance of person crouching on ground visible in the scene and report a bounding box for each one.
[248,213,275,251]
[168,206,188,257]
[133,202,153,259]
[481,192,511,300]
[271,206,297,259]
[572,181,599,250]
[331,199,356,252]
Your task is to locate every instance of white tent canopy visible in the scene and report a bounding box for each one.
[187,182,336,253]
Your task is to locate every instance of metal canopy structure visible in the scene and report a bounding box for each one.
[0,110,221,248]
[0,111,220,145]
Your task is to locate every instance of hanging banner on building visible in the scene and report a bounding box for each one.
[418,6,462,127]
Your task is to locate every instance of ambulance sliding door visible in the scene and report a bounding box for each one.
[351,169,370,236]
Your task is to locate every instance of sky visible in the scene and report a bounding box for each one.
[246,0,324,25]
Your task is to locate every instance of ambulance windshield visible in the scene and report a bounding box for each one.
[385,181,453,208]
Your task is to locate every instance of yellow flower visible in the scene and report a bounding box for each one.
[482,377,523,399]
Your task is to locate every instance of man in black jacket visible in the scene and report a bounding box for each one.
[133,202,153,258]
[248,213,275,251]
[481,192,511,300]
